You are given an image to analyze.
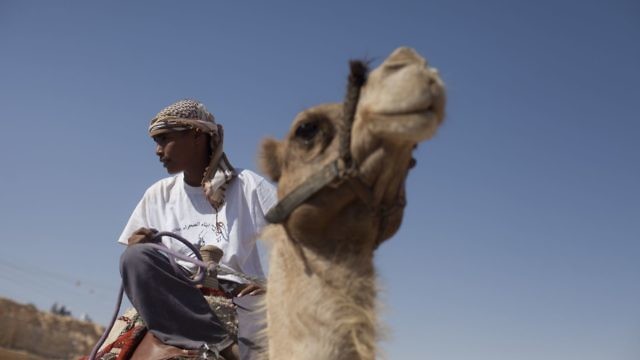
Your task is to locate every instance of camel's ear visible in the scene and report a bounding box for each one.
[259,137,283,182]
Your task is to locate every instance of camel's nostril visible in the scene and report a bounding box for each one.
[385,61,408,70]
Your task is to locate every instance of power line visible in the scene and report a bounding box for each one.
[0,256,117,296]
[0,259,116,300]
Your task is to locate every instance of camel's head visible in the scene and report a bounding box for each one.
[260,47,445,256]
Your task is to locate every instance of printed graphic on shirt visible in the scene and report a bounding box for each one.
[171,220,228,247]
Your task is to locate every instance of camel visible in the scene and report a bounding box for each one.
[88,47,444,360]
[259,47,446,360]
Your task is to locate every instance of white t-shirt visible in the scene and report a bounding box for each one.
[118,169,277,283]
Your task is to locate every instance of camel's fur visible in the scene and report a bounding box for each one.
[259,47,445,360]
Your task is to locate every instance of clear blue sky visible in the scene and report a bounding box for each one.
[1,1,638,359]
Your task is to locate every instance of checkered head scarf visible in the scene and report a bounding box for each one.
[149,99,237,210]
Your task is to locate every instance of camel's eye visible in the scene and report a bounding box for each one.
[294,121,319,143]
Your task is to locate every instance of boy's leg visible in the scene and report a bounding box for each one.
[120,244,233,351]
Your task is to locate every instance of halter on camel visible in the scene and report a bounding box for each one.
[265,60,410,248]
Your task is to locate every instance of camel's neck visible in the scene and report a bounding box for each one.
[265,226,378,360]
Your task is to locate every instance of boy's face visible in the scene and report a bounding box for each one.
[152,130,199,174]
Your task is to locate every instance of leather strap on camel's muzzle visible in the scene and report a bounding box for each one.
[265,157,370,224]
[265,158,345,224]
[264,152,408,249]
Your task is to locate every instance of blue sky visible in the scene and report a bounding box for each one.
[1,1,638,359]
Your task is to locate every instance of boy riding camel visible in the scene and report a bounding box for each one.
[118,99,276,359]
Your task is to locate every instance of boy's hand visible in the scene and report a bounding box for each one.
[127,227,158,246]
[236,283,266,297]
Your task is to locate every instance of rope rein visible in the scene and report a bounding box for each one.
[339,60,369,164]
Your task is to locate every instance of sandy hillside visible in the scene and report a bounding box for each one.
[0,297,103,360]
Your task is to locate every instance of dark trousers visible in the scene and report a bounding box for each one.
[119,244,232,351]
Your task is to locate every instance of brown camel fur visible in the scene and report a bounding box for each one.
[258,47,446,360]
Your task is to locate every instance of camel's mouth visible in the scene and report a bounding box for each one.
[366,105,442,143]
[378,103,435,117]
[354,47,445,143]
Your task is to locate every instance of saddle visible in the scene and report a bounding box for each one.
[130,332,201,360]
